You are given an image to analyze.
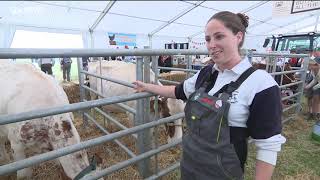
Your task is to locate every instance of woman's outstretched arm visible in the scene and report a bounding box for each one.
[133,81,176,99]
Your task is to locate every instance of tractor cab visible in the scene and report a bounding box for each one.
[263,32,320,57]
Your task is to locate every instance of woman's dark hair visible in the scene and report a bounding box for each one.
[207,11,249,49]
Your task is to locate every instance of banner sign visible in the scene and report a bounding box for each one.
[273,1,320,17]
[107,32,136,47]
[272,1,294,17]
[291,0,320,14]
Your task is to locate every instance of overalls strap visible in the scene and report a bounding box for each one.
[214,67,256,96]
[198,70,218,93]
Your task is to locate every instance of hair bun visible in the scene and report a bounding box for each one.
[237,13,249,28]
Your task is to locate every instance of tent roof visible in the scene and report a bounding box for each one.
[0,1,320,38]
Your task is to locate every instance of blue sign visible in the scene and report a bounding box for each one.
[107,32,136,47]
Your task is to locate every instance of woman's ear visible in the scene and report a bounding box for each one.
[236,31,244,44]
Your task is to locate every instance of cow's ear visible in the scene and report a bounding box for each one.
[150,99,154,107]
[159,96,168,102]
[149,100,155,112]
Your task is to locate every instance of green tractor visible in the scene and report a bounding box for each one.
[262,32,320,56]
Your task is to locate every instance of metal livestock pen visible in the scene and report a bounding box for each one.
[0,48,309,179]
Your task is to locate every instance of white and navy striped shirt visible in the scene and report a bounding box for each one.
[175,57,286,165]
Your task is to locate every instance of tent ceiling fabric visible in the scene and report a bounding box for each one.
[0,1,320,39]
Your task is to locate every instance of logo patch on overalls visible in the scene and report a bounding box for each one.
[194,93,201,100]
[200,97,215,105]
[215,100,222,108]
[199,97,222,109]
[229,90,239,103]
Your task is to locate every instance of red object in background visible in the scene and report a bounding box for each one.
[289,57,298,66]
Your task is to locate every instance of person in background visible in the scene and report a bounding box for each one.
[192,55,202,70]
[134,11,286,180]
[122,45,129,61]
[158,55,173,73]
[289,49,302,67]
[304,57,320,120]
[60,57,72,82]
[115,46,123,61]
[82,56,90,80]
[38,58,55,75]
[131,46,138,63]
[124,45,134,63]
[111,47,119,61]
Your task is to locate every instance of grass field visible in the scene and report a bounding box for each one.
[15,58,79,82]
[244,114,320,180]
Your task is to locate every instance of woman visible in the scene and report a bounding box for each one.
[134,11,286,180]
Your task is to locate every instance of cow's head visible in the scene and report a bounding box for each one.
[283,63,295,85]
[150,97,177,140]
[51,113,104,180]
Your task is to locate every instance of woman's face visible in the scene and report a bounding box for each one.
[205,19,243,68]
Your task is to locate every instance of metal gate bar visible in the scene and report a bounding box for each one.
[82,85,136,114]
[145,162,180,180]
[83,139,182,180]
[0,113,184,176]
[84,113,136,158]
[0,92,154,125]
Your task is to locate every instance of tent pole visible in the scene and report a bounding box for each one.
[314,14,320,32]
[90,1,116,31]
[89,29,94,49]
[148,34,152,48]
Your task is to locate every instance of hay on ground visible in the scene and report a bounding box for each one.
[61,82,80,103]
[70,111,180,180]
[159,72,187,85]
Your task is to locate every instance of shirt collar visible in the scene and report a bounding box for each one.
[212,56,252,75]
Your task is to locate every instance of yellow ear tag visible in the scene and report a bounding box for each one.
[191,115,196,120]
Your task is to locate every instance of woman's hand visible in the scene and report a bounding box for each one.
[133,81,147,92]
[133,81,176,99]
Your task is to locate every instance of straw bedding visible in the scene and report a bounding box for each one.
[61,82,80,104]
[158,72,187,85]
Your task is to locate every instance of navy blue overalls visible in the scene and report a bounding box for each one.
[181,67,255,180]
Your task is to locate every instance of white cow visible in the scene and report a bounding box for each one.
[0,61,92,179]
[87,61,185,143]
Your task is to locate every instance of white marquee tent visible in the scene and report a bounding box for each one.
[0,1,320,51]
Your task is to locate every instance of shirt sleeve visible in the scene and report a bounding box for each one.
[251,134,286,165]
[174,71,200,100]
[247,84,286,165]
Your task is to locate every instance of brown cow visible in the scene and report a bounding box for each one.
[252,62,297,106]
[252,63,295,87]
[150,98,184,142]
[88,61,185,143]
